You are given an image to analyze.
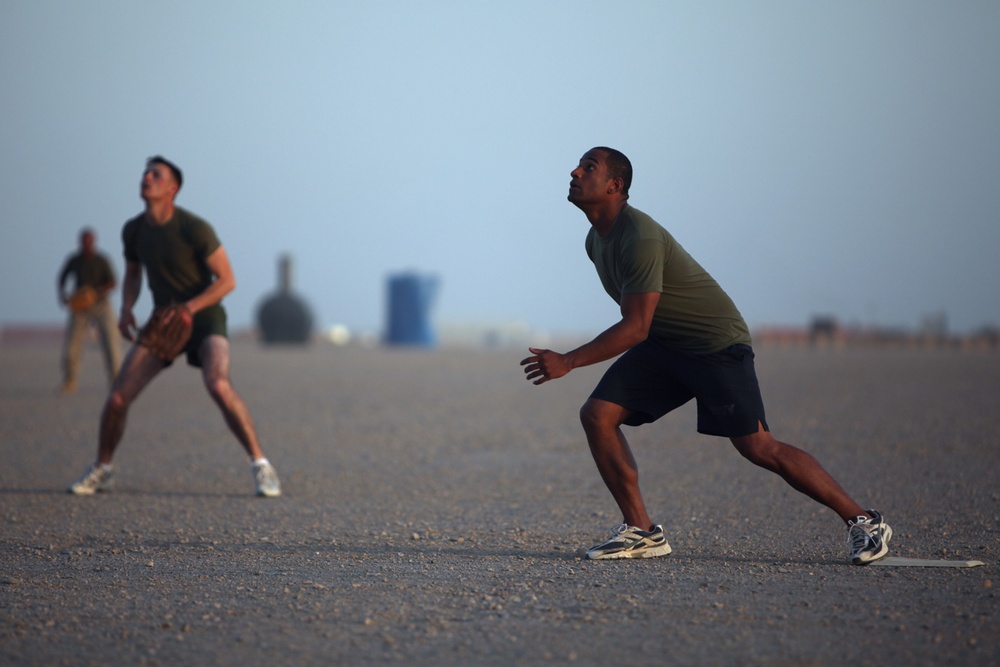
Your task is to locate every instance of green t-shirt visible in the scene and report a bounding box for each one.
[122,207,222,308]
[59,252,115,291]
[585,204,751,354]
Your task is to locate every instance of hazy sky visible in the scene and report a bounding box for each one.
[2,1,998,339]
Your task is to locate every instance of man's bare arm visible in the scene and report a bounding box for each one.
[183,246,236,315]
[520,291,660,385]
[118,260,143,341]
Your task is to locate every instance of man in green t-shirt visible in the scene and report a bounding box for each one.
[521,147,891,565]
[57,228,122,393]
[68,156,281,498]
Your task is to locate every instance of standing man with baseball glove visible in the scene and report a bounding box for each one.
[57,228,122,394]
[68,156,281,497]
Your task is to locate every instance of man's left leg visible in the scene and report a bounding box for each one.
[199,335,263,459]
[730,424,891,564]
[730,423,865,522]
[199,335,280,497]
[700,344,890,562]
[94,300,122,382]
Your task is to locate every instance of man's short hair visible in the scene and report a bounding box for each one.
[147,155,183,191]
[593,147,632,197]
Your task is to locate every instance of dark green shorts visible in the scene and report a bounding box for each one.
[590,339,768,437]
[181,304,227,367]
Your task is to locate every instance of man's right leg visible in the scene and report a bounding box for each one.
[579,398,671,560]
[60,313,88,393]
[69,345,164,494]
[580,398,652,530]
[97,345,165,464]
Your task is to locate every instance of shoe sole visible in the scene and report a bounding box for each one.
[68,487,111,495]
[852,525,893,565]
[587,542,672,560]
[68,481,113,495]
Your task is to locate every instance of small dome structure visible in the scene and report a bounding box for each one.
[257,255,314,344]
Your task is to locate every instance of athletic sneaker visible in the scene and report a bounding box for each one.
[252,461,281,498]
[585,523,672,560]
[847,509,892,565]
[68,463,114,495]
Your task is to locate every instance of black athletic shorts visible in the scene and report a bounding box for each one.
[590,339,768,437]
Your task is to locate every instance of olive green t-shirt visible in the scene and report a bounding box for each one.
[122,207,221,308]
[585,204,751,354]
[59,252,115,291]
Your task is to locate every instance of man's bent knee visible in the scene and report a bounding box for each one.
[731,430,784,468]
[580,398,628,433]
[203,376,232,402]
[104,389,130,414]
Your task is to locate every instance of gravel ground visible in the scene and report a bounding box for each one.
[1,341,997,666]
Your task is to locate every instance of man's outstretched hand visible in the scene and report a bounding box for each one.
[520,347,571,385]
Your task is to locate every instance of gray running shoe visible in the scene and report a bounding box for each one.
[252,461,281,497]
[848,509,892,565]
[68,463,114,495]
[586,523,672,560]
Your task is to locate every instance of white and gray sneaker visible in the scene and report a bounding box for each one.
[251,460,281,498]
[68,463,114,495]
[848,509,892,565]
[585,523,672,560]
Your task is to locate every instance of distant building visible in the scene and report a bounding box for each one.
[384,272,438,347]
[256,255,314,344]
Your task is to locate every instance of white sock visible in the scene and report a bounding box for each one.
[252,458,270,467]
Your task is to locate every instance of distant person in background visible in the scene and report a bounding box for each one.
[57,228,122,394]
[520,147,891,565]
[68,156,281,498]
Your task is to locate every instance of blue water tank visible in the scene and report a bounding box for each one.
[385,273,438,347]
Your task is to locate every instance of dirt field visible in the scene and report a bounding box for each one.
[1,340,997,666]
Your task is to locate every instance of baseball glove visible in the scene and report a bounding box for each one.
[139,305,194,361]
[67,286,98,313]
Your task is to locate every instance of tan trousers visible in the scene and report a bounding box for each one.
[62,299,122,385]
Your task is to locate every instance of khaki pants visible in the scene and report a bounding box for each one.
[62,299,122,385]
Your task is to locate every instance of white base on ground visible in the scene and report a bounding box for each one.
[871,557,985,568]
